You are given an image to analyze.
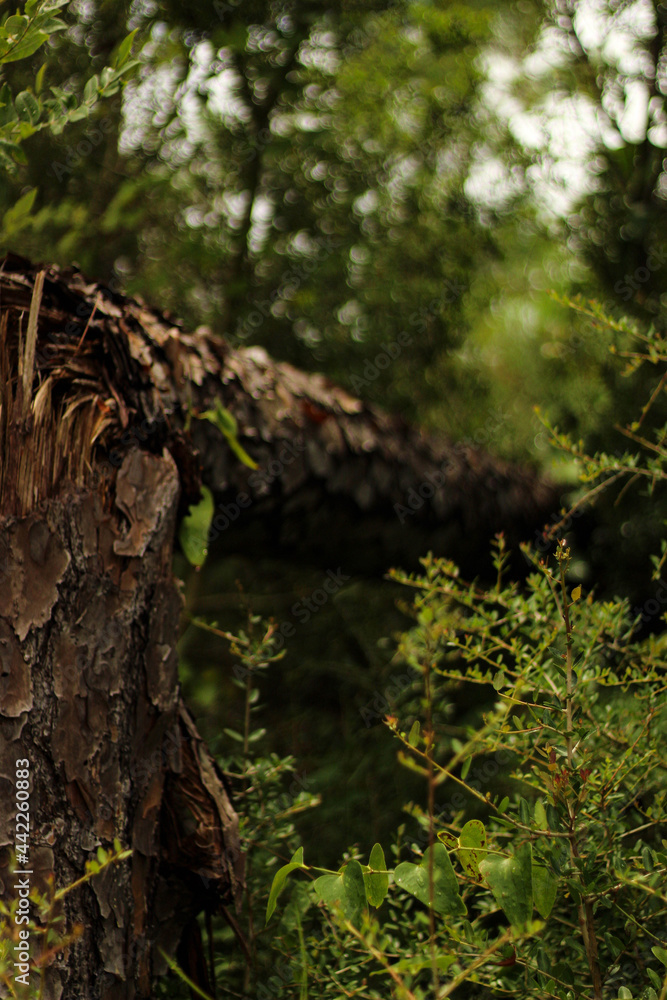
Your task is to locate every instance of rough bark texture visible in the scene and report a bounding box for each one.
[0,252,558,998]
[0,480,245,997]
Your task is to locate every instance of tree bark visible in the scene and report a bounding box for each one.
[0,252,557,998]
[0,258,245,999]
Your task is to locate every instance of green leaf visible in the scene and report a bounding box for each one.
[457,819,487,879]
[115,28,138,67]
[532,864,557,918]
[204,400,237,435]
[223,727,244,742]
[479,842,533,929]
[648,969,662,990]
[266,848,306,924]
[3,187,37,233]
[642,845,654,872]
[534,799,548,829]
[0,81,15,113]
[397,750,429,776]
[437,829,458,850]
[314,862,367,927]
[313,872,344,907]
[0,139,20,164]
[35,62,46,94]
[461,755,472,779]
[605,933,624,958]
[246,727,266,743]
[26,0,70,16]
[546,804,561,830]
[178,485,214,567]
[341,860,366,926]
[5,16,30,34]
[364,843,389,908]
[198,400,258,469]
[14,90,40,124]
[394,844,466,917]
[617,989,633,999]
[408,720,420,747]
[652,946,667,968]
[278,880,312,935]
[0,28,50,64]
[388,954,457,975]
[83,74,99,104]
[571,585,582,602]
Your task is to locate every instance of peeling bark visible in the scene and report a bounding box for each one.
[0,252,556,998]
[0,483,242,999]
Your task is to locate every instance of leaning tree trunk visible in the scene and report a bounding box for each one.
[0,253,558,998]
[0,261,246,1000]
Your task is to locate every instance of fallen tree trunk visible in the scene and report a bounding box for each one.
[0,252,556,998]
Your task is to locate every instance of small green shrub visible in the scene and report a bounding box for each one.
[264,309,667,1000]
[158,614,321,999]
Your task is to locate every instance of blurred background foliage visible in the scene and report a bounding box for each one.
[4,0,667,910]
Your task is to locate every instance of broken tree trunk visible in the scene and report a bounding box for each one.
[0,253,557,998]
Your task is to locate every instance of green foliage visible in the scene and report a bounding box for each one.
[263,533,667,998]
[267,848,307,925]
[8,0,667,542]
[177,402,258,567]
[196,400,258,470]
[0,2,137,173]
[158,613,321,999]
[179,485,214,567]
[177,555,418,861]
[165,307,667,998]
[258,314,667,999]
